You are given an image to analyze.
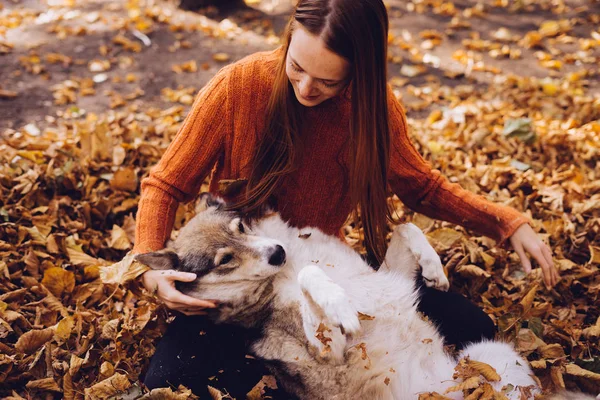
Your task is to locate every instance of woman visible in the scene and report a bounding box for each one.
[134,0,559,396]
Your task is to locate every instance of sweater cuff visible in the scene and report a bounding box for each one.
[496,212,531,244]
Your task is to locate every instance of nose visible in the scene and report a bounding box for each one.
[268,245,286,266]
[298,76,316,97]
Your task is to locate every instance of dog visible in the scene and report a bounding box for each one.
[136,193,543,399]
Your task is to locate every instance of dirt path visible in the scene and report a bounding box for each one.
[1,0,598,131]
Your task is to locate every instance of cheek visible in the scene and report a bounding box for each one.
[285,65,299,82]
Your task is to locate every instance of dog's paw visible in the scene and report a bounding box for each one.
[420,256,449,292]
[321,287,361,335]
[298,265,361,335]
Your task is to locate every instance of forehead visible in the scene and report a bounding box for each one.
[288,25,350,81]
[173,210,239,252]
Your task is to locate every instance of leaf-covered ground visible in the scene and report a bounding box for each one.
[0,0,599,398]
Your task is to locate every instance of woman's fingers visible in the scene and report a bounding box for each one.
[526,244,555,288]
[161,270,198,282]
[163,288,218,308]
[179,309,208,316]
[542,245,560,286]
[513,241,532,274]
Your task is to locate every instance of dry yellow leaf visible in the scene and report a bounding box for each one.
[42,267,75,297]
[213,53,230,62]
[427,228,463,250]
[84,373,131,399]
[55,316,75,341]
[466,359,501,382]
[564,364,600,381]
[109,225,132,250]
[445,376,482,394]
[99,252,149,285]
[519,284,538,315]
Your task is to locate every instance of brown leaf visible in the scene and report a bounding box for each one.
[25,377,61,392]
[63,372,75,400]
[41,267,75,298]
[456,264,491,279]
[69,354,84,376]
[110,168,138,192]
[519,285,538,315]
[539,343,566,359]
[247,375,278,400]
[358,312,375,320]
[15,327,55,354]
[516,329,546,353]
[84,373,131,399]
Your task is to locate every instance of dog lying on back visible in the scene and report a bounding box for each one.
[137,193,541,399]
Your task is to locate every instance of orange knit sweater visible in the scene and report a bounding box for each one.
[133,48,529,254]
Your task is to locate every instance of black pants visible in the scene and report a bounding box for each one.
[143,281,496,397]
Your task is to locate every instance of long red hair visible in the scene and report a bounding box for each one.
[233,0,394,264]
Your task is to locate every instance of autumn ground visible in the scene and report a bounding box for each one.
[0,0,599,398]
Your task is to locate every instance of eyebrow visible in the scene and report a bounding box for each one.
[289,55,343,84]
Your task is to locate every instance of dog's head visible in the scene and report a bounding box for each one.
[135,193,287,303]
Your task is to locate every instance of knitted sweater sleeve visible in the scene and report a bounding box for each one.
[387,91,530,243]
[133,67,232,254]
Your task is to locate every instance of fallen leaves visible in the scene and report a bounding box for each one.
[41,267,75,297]
[0,0,598,399]
[14,327,55,354]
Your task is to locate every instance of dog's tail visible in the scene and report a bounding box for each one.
[458,340,539,399]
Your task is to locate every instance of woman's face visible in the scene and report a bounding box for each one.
[286,24,351,107]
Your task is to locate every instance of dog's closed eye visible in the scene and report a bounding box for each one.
[219,253,233,266]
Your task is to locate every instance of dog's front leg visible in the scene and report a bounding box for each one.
[298,265,360,363]
[382,223,449,291]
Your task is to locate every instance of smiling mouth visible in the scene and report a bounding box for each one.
[300,93,319,101]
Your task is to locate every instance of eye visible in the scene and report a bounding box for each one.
[290,62,303,72]
[321,81,340,88]
[219,254,233,266]
[238,221,245,234]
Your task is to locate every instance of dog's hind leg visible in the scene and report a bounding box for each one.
[382,223,449,291]
[298,265,360,362]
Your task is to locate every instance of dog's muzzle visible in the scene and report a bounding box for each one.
[268,245,286,266]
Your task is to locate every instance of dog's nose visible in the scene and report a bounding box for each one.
[268,245,286,266]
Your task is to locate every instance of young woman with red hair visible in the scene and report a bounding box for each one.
[135,0,559,396]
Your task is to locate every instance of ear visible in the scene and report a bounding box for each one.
[196,192,227,213]
[135,249,180,270]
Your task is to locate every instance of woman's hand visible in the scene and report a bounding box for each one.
[141,269,218,316]
[509,224,560,288]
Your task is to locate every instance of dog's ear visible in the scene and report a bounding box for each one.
[135,249,180,270]
[196,192,226,213]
